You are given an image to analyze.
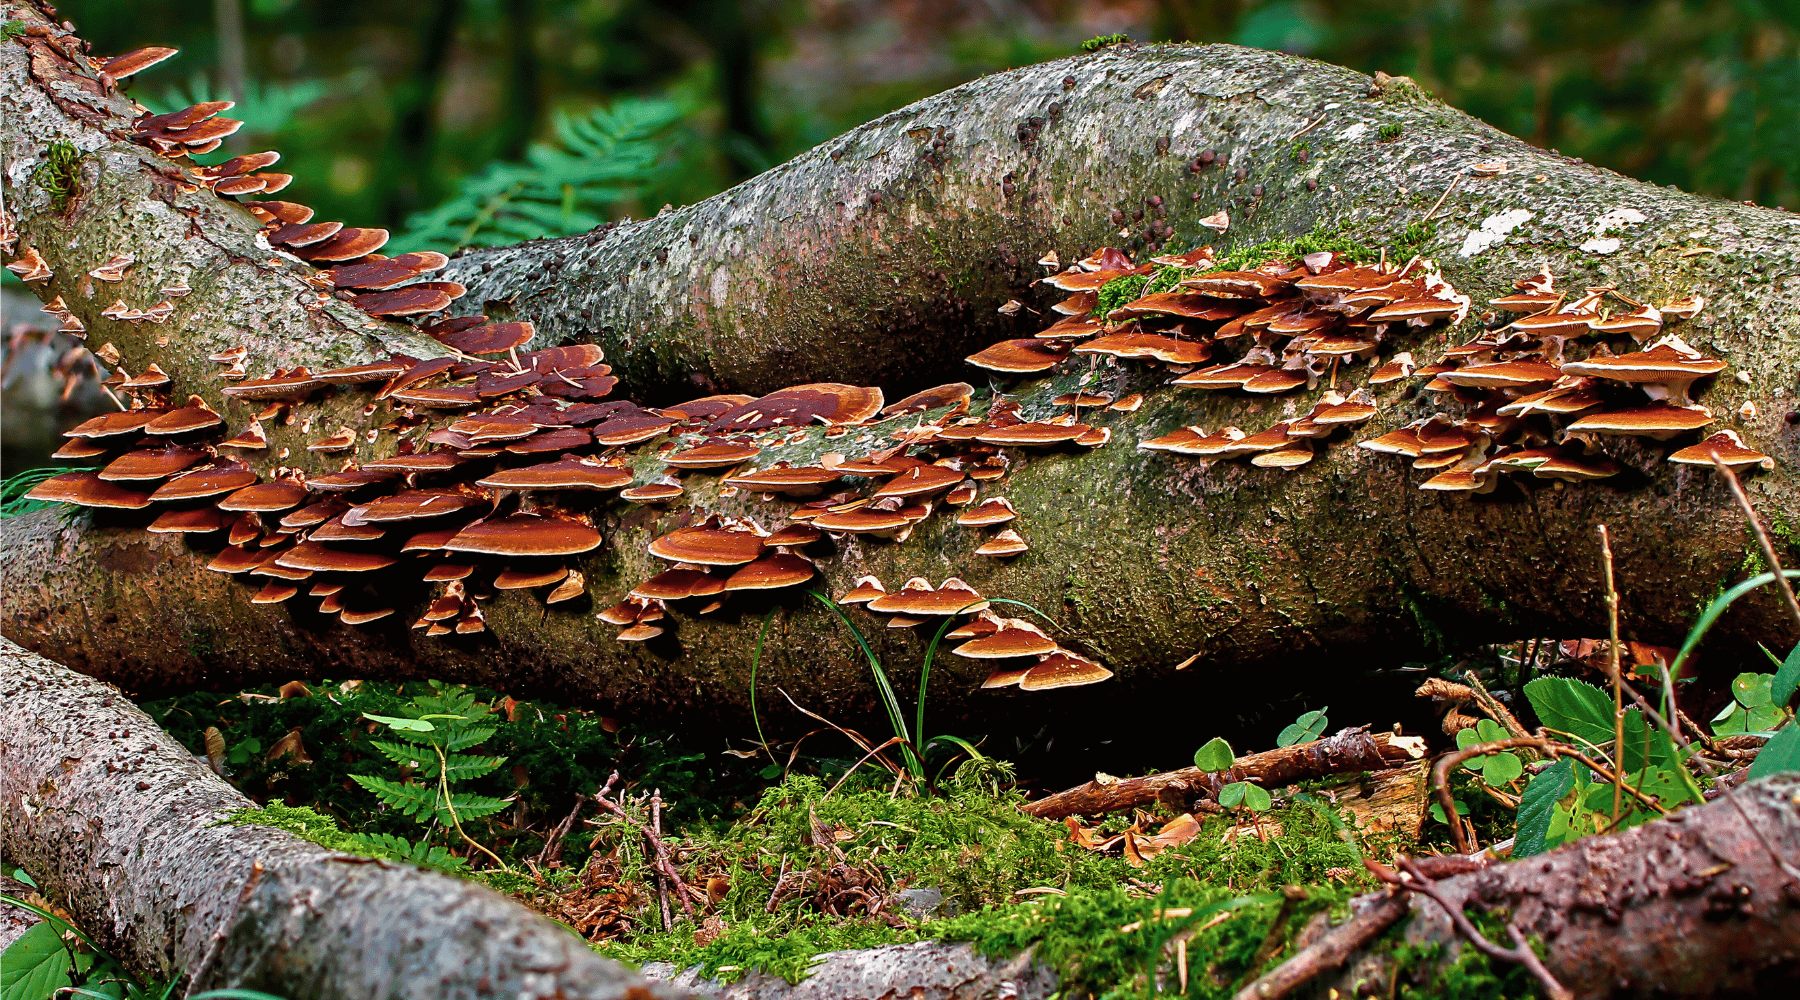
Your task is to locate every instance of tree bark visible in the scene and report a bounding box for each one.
[3,0,1799,727]
[641,941,1057,1000]
[1293,774,1800,999]
[0,638,682,998]
[1023,728,1424,820]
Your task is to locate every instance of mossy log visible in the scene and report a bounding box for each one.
[0,638,680,999]
[3,0,1800,740]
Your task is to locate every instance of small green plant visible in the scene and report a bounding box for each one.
[1093,273,1148,317]
[225,803,470,874]
[349,684,513,868]
[1290,140,1311,162]
[1193,736,1235,771]
[1,877,286,1000]
[31,141,79,212]
[1218,779,1272,812]
[399,99,683,252]
[1276,707,1329,747]
[1712,670,1789,734]
[2,20,27,40]
[1455,719,1523,785]
[1378,123,1403,142]
[1080,33,1130,53]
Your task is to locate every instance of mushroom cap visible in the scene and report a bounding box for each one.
[1496,386,1604,416]
[423,564,475,582]
[478,455,633,491]
[661,394,756,422]
[401,526,462,551]
[617,624,665,641]
[965,339,1070,373]
[980,665,1034,689]
[592,411,679,446]
[352,490,477,523]
[148,507,226,533]
[866,577,989,616]
[956,497,1017,527]
[1072,332,1210,365]
[1171,362,1276,389]
[664,441,763,469]
[306,469,401,492]
[494,565,570,589]
[837,575,888,604]
[311,516,385,542]
[120,365,172,389]
[390,386,483,409]
[149,466,258,501]
[723,465,841,491]
[810,507,911,534]
[1250,446,1315,469]
[974,422,1092,447]
[882,383,975,417]
[365,452,467,473]
[647,527,765,566]
[724,553,816,591]
[873,463,964,498]
[546,570,587,603]
[274,542,397,573]
[437,321,535,355]
[317,362,412,385]
[621,481,685,503]
[281,500,347,530]
[1356,427,1428,457]
[1241,369,1309,394]
[633,568,727,600]
[25,472,154,509]
[340,607,396,625]
[52,439,110,460]
[220,371,326,401]
[764,523,823,547]
[1017,650,1114,691]
[1565,406,1713,439]
[1110,393,1145,412]
[251,582,301,604]
[506,427,594,455]
[975,528,1030,556]
[66,410,164,439]
[1668,430,1775,471]
[1558,345,1727,383]
[206,545,265,573]
[1420,470,1489,493]
[99,445,206,481]
[953,619,1056,658]
[1533,454,1623,481]
[1053,391,1114,407]
[704,384,884,432]
[446,514,603,556]
[1440,361,1564,389]
[217,480,309,512]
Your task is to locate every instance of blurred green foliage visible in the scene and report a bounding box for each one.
[58,0,1800,244]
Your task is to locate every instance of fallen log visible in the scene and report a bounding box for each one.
[641,941,1057,1000]
[1025,727,1425,820]
[4,0,1799,728]
[0,638,682,999]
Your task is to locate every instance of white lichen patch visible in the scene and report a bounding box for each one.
[1579,237,1622,254]
[1337,122,1370,142]
[1578,207,1647,255]
[1458,209,1534,257]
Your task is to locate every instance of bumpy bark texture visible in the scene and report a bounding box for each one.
[0,639,680,999]
[4,0,1800,734]
[1307,775,1800,998]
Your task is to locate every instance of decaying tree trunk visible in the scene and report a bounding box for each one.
[641,942,1057,1000]
[0,638,682,999]
[4,0,1798,727]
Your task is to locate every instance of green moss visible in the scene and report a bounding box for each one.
[1379,123,1404,142]
[32,141,80,212]
[2,21,25,40]
[1382,907,1543,999]
[1291,141,1311,163]
[1081,33,1130,52]
[1095,273,1149,316]
[1214,225,1384,272]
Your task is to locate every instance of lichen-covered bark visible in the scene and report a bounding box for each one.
[641,942,1056,1000]
[0,638,679,999]
[3,0,1799,729]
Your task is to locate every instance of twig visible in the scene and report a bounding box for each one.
[1432,736,1664,854]
[1598,525,1627,823]
[1288,114,1327,140]
[1421,173,1463,223]
[1390,857,1572,1000]
[590,772,696,930]
[1461,670,1530,743]
[765,854,789,913]
[534,793,588,869]
[1713,456,1800,633]
[1227,891,1411,1000]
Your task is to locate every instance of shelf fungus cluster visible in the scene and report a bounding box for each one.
[1349,273,1768,493]
[837,577,1115,691]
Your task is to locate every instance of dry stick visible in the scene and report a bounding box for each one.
[1420,173,1463,223]
[1461,670,1530,742]
[1431,736,1665,855]
[1714,455,1800,631]
[1227,891,1412,1000]
[1390,857,1573,1000]
[1598,525,1628,823]
[590,772,696,930]
[534,793,588,869]
[764,854,789,914]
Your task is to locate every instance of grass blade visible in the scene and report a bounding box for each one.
[806,591,920,777]
[750,607,779,766]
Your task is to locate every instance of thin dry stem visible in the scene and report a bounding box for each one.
[1598,525,1627,823]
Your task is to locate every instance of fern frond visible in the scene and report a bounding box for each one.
[348,775,441,821]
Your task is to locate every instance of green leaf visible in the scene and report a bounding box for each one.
[1219,781,1247,807]
[1455,727,1479,751]
[1523,677,1613,748]
[1733,672,1773,708]
[1774,642,1800,708]
[1713,701,1747,735]
[1515,758,1576,857]
[1748,724,1800,780]
[1747,704,1787,733]
[1483,751,1523,786]
[1193,737,1235,772]
[1277,707,1329,747]
[1240,783,1272,811]
[1476,718,1507,743]
[362,712,434,732]
[1,921,79,1000]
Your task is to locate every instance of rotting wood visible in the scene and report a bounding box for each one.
[1024,728,1424,820]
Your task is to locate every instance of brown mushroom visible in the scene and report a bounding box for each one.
[1565,406,1712,440]
[620,479,685,504]
[872,463,963,498]
[975,528,1030,556]
[148,465,258,501]
[965,339,1071,373]
[217,480,309,512]
[724,552,816,591]
[837,576,887,604]
[148,507,226,533]
[478,454,633,491]
[633,568,727,601]
[1668,430,1775,471]
[24,472,153,509]
[445,514,603,556]
[956,498,1017,527]
[274,543,397,573]
[664,441,763,469]
[1017,650,1114,691]
[953,619,1057,659]
[866,577,988,616]
[98,445,205,482]
[882,383,975,417]
[647,526,765,566]
[494,566,571,590]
